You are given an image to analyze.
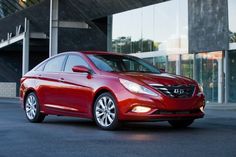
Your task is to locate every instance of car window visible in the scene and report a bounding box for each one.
[64,55,89,72]
[44,55,66,72]
[88,54,160,74]
[35,63,45,71]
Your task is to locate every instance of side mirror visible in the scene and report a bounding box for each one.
[159,68,166,73]
[72,65,91,74]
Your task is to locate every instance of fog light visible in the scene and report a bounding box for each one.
[132,106,151,113]
[200,106,205,113]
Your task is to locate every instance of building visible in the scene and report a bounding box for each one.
[0,0,235,104]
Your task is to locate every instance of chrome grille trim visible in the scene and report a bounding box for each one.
[150,84,195,98]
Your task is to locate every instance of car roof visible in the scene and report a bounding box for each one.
[80,51,122,55]
[59,51,122,56]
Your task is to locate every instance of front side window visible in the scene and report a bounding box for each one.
[44,55,66,72]
[88,54,160,74]
[64,55,89,72]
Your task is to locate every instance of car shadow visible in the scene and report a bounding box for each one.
[39,116,204,133]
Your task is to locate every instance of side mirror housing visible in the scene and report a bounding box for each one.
[72,65,91,74]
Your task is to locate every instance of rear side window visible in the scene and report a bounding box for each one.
[44,55,66,72]
[64,55,89,72]
[35,63,45,71]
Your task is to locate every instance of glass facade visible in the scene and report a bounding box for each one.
[167,55,177,74]
[154,56,166,70]
[181,54,193,79]
[112,0,230,103]
[229,51,236,102]
[196,52,222,103]
[111,0,236,104]
[228,0,236,43]
[112,0,188,54]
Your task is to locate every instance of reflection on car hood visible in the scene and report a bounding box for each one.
[119,72,196,86]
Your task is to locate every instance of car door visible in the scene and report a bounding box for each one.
[58,54,94,115]
[36,55,67,112]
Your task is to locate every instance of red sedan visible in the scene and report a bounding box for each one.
[20,51,205,130]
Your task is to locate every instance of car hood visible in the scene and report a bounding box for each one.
[118,72,196,86]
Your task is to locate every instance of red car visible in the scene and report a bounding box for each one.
[20,51,205,130]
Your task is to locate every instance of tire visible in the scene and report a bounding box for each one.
[93,92,119,130]
[24,92,45,123]
[168,119,194,128]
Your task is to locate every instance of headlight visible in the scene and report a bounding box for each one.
[119,78,158,96]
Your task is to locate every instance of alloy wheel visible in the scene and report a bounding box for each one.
[24,92,45,123]
[25,94,37,120]
[94,93,119,130]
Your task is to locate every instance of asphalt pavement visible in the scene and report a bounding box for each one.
[0,98,236,157]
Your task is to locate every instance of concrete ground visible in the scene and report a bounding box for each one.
[0,98,236,157]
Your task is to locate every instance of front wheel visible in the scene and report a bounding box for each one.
[168,119,194,128]
[94,92,119,130]
[25,92,45,123]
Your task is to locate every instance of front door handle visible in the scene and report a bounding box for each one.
[59,78,64,82]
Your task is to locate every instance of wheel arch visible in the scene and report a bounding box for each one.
[90,87,118,119]
[23,88,37,109]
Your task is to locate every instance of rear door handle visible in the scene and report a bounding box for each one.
[59,78,64,82]
[37,74,42,79]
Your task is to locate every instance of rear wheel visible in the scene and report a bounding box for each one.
[168,119,194,128]
[94,92,119,130]
[25,92,45,123]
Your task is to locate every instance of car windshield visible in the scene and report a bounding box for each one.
[87,54,160,74]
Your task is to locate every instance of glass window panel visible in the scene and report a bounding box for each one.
[143,57,154,65]
[168,55,177,74]
[181,54,193,79]
[44,55,66,72]
[112,8,142,54]
[228,51,236,102]
[64,55,89,72]
[112,0,188,54]
[154,56,167,70]
[228,0,236,43]
[196,52,222,103]
[142,6,155,52]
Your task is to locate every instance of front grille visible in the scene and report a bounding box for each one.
[151,84,195,98]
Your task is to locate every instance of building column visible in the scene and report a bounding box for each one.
[218,56,224,103]
[22,18,29,75]
[224,50,229,104]
[193,53,197,81]
[176,54,181,75]
[49,0,59,57]
[107,16,113,52]
[165,55,168,72]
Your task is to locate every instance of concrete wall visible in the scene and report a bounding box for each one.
[63,0,168,20]
[189,0,229,53]
[0,83,16,97]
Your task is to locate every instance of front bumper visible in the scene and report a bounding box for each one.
[116,90,205,121]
